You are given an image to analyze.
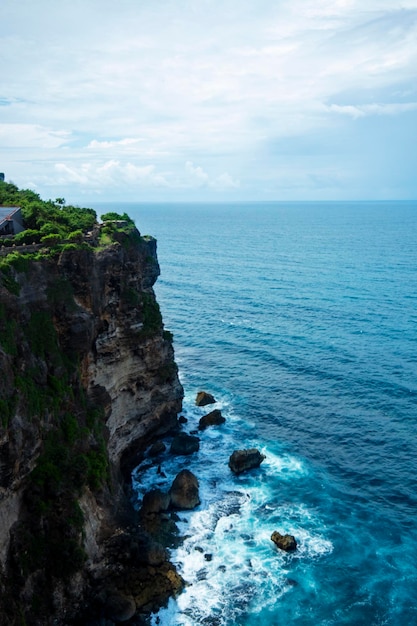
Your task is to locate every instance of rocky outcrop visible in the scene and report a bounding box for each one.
[169,470,200,510]
[271,531,297,552]
[198,408,225,430]
[228,448,266,474]
[195,391,216,406]
[170,432,200,455]
[0,225,184,624]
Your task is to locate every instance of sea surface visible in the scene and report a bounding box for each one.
[94,201,417,625]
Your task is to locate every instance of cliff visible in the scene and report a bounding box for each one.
[0,224,184,624]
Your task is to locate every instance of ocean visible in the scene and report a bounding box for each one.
[94,201,417,625]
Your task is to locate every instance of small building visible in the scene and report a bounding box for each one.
[0,206,24,236]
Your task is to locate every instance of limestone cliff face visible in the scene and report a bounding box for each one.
[0,227,184,625]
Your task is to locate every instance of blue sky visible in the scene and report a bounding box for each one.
[1,0,417,202]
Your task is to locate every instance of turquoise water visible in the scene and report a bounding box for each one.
[96,201,417,624]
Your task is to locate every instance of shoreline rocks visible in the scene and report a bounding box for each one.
[169,470,200,510]
[196,391,216,406]
[198,408,226,430]
[170,432,200,455]
[228,448,266,474]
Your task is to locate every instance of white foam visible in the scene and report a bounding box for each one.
[135,385,332,625]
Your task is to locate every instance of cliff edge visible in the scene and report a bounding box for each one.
[0,218,184,624]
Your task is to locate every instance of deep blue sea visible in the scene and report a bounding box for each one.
[95,201,417,625]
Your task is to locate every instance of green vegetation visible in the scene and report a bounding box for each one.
[0,181,97,237]
[139,292,163,337]
[98,211,141,249]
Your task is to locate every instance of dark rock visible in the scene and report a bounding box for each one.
[195,391,216,406]
[169,470,200,510]
[204,553,213,561]
[228,448,266,474]
[143,541,169,567]
[198,409,226,430]
[157,465,166,477]
[178,415,188,424]
[271,531,297,552]
[170,433,200,455]
[140,489,170,516]
[106,591,136,622]
[148,441,166,457]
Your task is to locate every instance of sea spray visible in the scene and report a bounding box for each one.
[133,391,333,625]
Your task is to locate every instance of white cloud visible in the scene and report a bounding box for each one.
[2,0,417,199]
[54,160,170,188]
[0,123,70,148]
[87,138,143,150]
[185,162,240,190]
[185,161,209,186]
[327,102,417,119]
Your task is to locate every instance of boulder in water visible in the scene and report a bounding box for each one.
[198,409,226,430]
[140,488,171,516]
[271,531,297,552]
[195,391,216,406]
[169,469,200,510]
[170,432,200,455]
[228,448,265,474]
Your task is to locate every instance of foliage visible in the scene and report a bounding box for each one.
[0,180,97,240]
[40,233,62,247]
[100,211,135,226]
[0,262,20,295]
[13,229,42,245]
[139,292,163,337]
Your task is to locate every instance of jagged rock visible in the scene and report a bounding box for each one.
[228,448,266,474]
[148,441,166,457]
[195,391,216,406]
[198,408,225,430]
[271,531,297,552]
[178,415,188,424]
[170,433,200,455]
[169,470,200,510]
[140,489,171,516]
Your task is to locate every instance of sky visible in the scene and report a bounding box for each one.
[1,0,417,203]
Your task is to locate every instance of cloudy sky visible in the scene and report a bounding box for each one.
[1,0,417,202]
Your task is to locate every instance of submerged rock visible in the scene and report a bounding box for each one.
[170,432,200,455]
[195,391,216,406]
[169,470,200,510]
[271,531,297,552]
[198,409,226,430]
[228,448,266,474]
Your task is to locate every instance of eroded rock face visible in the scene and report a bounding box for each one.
[169,470,200,510]
[0,227,184,624]
[228,448,266,474]
[271,531,297,552]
